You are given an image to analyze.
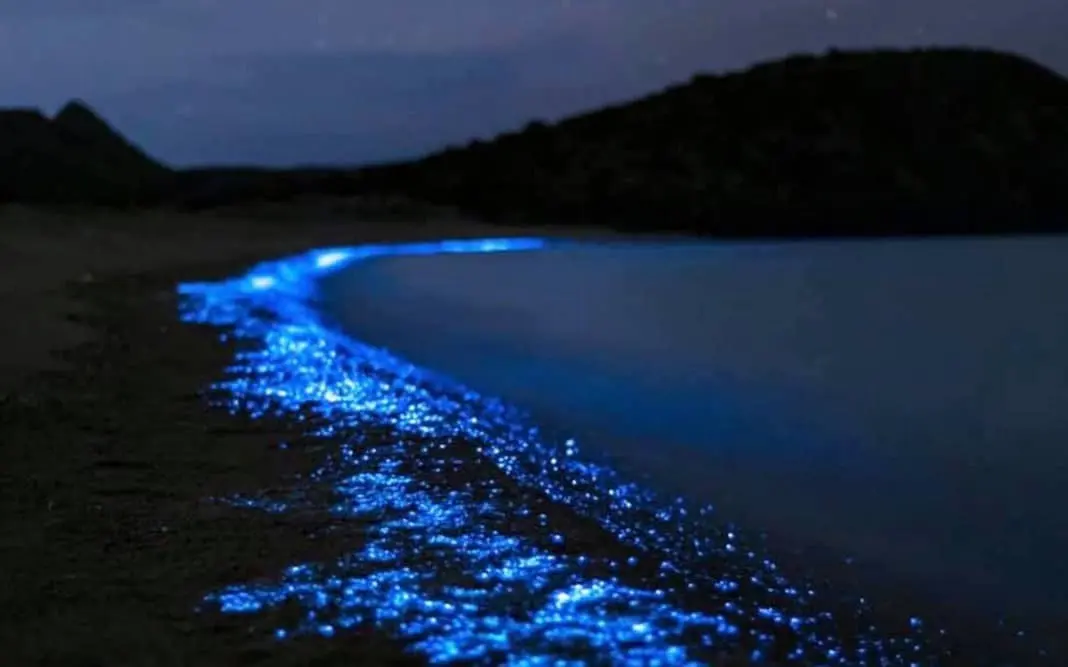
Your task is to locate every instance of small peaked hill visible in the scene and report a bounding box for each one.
[354,47,1068,236]
[53,99,170,179]
[0,100,173,207]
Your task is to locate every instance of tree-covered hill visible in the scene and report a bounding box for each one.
[3,47,1067,236]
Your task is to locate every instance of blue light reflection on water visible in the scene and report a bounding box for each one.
[178,237,955,665]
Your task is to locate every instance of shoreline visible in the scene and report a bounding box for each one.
[315,237,1068,663]
[0,258,423,665]
[208,236,1060,663]
[2,212,1063,664]
[0,209,543,665]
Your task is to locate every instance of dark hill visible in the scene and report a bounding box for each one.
[53,100,171,181]
[4,47,1068,236]
[352,47,1068,236]
[0,100,173,206]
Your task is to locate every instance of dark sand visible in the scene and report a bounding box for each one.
[0,206,560,666]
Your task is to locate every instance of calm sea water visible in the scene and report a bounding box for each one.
[317,235,1068,648]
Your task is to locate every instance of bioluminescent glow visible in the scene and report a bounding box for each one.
[178,237,972,665]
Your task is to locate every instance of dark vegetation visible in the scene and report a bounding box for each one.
[3,47,1068,236]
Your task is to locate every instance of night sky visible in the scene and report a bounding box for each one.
[3,1,1064,167]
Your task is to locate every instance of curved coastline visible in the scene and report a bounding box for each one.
[180,236,1068,664]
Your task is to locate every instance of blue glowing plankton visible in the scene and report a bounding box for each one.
[176,238,1029,666]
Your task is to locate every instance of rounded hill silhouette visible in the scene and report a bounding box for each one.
[355,47,1068,235]
[3,47,1068,236]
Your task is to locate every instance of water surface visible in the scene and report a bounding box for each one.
[317,236,1068,640]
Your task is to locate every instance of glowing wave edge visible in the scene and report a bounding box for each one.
[177,237,955,666]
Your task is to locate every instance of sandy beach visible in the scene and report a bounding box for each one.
[2,207,1060,665]
[0,206,549,665]
[0,205,526,391]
